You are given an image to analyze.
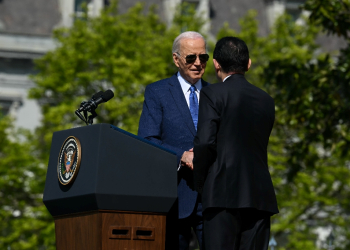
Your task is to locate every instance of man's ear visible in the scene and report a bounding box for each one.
[213,59,221,71]
[173,53,180,68]
[247,58,252,71]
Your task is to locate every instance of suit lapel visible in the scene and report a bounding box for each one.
[168,74,197,136]
[202,79,209,88]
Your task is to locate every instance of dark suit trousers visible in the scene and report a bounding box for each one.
[179,196,203,250]
[203,208,271,250]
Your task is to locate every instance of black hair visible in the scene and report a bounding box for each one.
[213,37,250,73]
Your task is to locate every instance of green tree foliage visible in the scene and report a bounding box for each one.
[216,11,320,86]
[266,52,350,250]
[268,1,350,248]
[267,2,350,249]
[0,117,55,249]
[303,0,350,38]
[31,2,172,137]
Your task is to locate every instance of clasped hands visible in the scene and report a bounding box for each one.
[181,148,194,170]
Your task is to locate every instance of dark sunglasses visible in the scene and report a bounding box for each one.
[177,52,209,64]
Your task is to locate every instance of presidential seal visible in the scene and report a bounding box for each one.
[57,136,82,185]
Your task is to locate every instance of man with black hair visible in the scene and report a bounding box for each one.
[193,37,279,250]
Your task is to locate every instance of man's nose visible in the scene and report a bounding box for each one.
[192,55,201,66]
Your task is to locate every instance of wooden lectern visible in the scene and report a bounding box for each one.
[43,124,177,250]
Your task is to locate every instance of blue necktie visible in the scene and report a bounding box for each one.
[189,85,199,130]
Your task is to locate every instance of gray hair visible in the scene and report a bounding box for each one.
[172,31,207,54]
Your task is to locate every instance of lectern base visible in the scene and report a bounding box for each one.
[55,210,166,250]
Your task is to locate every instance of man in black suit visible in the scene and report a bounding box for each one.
[193,37,279,250]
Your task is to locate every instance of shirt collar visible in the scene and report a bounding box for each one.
[223,75,231,82]
[223,73,245,82]
[177,72,202,93]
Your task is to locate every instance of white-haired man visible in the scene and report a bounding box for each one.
[138,31,209,249]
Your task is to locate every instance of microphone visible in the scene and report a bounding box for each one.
[75,89,114,125]
[101,89,114,102]
[78,91,104,111]
[78,89,114,112]
[91,91,104,100]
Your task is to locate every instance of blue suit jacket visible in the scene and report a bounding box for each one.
[138,73,209,219]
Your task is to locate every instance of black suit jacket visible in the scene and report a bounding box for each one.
[193,74,279,215]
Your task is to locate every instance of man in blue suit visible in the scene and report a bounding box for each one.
[138,31,209,250]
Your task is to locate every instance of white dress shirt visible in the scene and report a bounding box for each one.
[177,72,202,171]
[177,72,202,107]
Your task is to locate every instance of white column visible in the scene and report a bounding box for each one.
[266,1,285,28]
[197,0,210,34]
[88,0,104,17]
[58,0,75,27]
[163,0,182,27]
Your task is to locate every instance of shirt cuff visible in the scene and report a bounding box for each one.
[177,162,182,171]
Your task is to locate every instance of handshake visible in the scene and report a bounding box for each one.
[181,148,194,170]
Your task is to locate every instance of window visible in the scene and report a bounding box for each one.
[182,0,200,14]
[75,0,91,13]
[285,0,306,21]
[75,0,104,17]
[0,96,22,117]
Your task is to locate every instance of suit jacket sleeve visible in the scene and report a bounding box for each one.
[193,87,220,193]
[138,85,185,164]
